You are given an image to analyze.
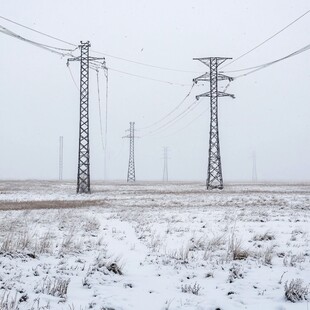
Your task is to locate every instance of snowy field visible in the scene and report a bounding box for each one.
[0,180,309,310]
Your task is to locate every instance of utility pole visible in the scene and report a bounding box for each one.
[162,147,169,182]
[193,57,234,190]
[252,152,258,183]
[123,122,136,182]
[59,136,63,181]
[67,41,105,194]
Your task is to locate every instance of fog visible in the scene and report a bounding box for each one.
[1,0,309,182]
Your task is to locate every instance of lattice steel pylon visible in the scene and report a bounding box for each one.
[193,57,234,190]
[123,122,136,182]
[67,41,105,193]
[59,136,63,181]
[252,152,257,183]
[162,147,169,182]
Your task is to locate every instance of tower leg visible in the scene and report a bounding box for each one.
[127,122,136,182]
[207,58,223,189]
[77,42,91,193]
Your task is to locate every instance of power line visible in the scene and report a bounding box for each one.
[108,67,191,86]
[103,67,109,180]
[228,42,310,79]
[91,49,202,73]
[140,99,201,137]
[157,82,232,139]
[137,83,195,131]
[96,70,105,151]
[0,15,76,47]
[0,17,198,86]
[0,15,202,74]
[0,24,76,57]
[66,63,79,90]
[222,9,310,69]
[161,107,207,138]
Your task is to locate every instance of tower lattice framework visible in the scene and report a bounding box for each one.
[67,41,105,193]
[193,57,234,190]
[59,136,64,181]
[125,122,136,182]
[162,147,168,182]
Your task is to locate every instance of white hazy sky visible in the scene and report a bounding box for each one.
[0,0,309,182]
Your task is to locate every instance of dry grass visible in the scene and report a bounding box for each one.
[0,200,106,211]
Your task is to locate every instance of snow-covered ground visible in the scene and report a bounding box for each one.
[0,181,309,309]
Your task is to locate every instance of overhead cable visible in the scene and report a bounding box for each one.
[140,99,200,137]
[66,63,79,90]
[0,15,201,74]
[91,49,202,73]
[222,9,310,69]
[108,67,191,86]
[227,43,310,79]
[0,25,76,57]
[137,83,196,131]
[96,70,105,150]
[0,15,76,47]
[161,108,207,138]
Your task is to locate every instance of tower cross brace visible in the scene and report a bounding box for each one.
[193,57,234,190]
[59,136,64,181]
[67,41,105,194]
[162,147,169,182]
[123,122,136,182]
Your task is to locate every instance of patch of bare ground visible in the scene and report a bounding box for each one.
[0,199,106,211]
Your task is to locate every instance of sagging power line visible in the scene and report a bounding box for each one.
[0,15,201,77]
[138,83,196,131]
[222,42,310,79]
[140,99,200,138]
[222,9,310,69]
[0,24,77,57]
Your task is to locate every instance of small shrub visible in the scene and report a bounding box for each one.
[262,246,274,265]
[283,254,305,267]
[228,264,243,283]
[83,217,100,232]
[284,279,309,302]
[0,291,19,310]
[253,232,275,241]
[181,282,201,295]
[168,245,190,262]
[227,237,249,261]
[38,276,70,299]
[35,232,53,254]
[107,262,123,275]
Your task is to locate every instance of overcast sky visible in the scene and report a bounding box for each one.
[0,0,309,182]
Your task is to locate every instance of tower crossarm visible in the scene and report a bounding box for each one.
[193,73,233,83]
[196,91,235,99]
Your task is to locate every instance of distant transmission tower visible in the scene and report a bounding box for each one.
[67,41,105,193]
[123,122,136,182]
[252,152,258,183]
[59,136,63,181]
[162,147,169,182]
[193,57,234,190]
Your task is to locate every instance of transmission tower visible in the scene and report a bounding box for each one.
[67,41,105,193]
[193,57,234,190]
[59,136,63,181]
[252,152,258,183]
[162,147,169,182]
[123,122,136,182]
